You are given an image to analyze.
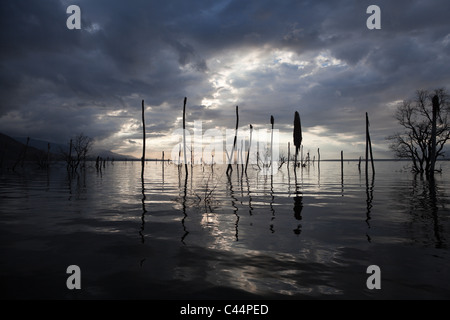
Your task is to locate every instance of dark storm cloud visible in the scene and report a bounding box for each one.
[1,0,449,157]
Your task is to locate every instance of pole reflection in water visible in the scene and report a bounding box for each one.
[227,171,240,242]
[269,173,275,234]
[293,166,303,235]
[341,153,344,197]
[293,195,303,235]
[415,175,443,248]
[428,177,443,248]
[245,172,254,217]
[162,152,165,187]
[1,161,450,299]
[181,172,189,245]
[139,163,147,244]
[317,161,320,187]
[365,172,374,243]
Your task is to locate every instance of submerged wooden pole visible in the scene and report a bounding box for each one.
[341,150,344,181]
[183,97,188,178]
[270,115,274,174]
[141,100,146,180]
[140,108,148,242]
[366,112,375,175]
[245,124,253,174]
[227,106,239,175]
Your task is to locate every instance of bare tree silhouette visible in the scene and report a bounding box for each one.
[62,133,93,172]
[387,88,450,175]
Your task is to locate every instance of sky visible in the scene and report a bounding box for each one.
[1,0,449,160]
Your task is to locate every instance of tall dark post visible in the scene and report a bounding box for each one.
[430,95,439,177]
[227,106,239,175]
[141,100,146,180]
[270,115,274,174]
[245,124,253,174]
[181,102,190,242]
[366,112,375,175]
[293,111,302,170]
[341,150,344,196]
[366,115,368,175]
[140,100,147,242]
[183,97,188,178]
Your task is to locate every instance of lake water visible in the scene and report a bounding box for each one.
[1,160,449,299]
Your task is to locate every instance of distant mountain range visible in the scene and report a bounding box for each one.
[12,136,135,160]
[0,133,135,169]
[0,133,49,167]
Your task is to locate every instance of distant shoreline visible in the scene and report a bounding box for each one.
[92,158,450,162]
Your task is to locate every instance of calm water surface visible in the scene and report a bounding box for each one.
[1,161,449,299]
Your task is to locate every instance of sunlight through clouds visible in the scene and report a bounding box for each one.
[1,0,449,160]
[315,51,346,69]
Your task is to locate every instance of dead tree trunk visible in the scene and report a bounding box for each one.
[429,95,439,177]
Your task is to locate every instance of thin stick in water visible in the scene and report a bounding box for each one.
[183,97,188,178]
[227,106,239,175]
[270,115,274,174]
[141,100,146,180]
[366,112,375,175]
[245,124,253,174]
